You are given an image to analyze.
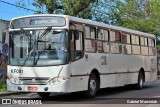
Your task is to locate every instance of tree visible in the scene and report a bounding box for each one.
[102,0,160,35]
[17,0,160,36]
[18,0,97,16]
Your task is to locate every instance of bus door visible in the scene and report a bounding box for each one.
[69,23,86,75]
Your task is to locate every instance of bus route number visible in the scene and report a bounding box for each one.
[101,56,107,65]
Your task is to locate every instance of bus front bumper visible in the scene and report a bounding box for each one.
[6,79,71,93]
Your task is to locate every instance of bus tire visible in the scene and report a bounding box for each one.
[37,92,50,98]
[135,71,144,90]
[85,73,98,98]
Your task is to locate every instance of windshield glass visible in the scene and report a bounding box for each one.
[9,29,69,66]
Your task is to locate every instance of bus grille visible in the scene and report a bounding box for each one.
[18,77,50,85]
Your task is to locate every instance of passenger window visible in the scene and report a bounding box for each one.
[141,47,148,55]
[70,30,84,61]
[110,30,121,53]
[97,29,109,53]
[104,30,109,41]
[98,29,105,40]
[144,38,148,46]
[85,26,90,39]
[148,38,156,56]
[148,38,155,47]
[76,32,83,51]
[85,39,96,52]
[111,43,122,53]
[132,45,140,54]
[90,27,96,39]
[110,31,121,42]
[140,37,145,46]
[122,44,131,54]
[132,35,140,45]
[85,26,96,52]
[122,33,130,44]
[85,26,96,39]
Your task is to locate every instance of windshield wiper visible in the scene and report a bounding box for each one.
[34,51,43,65]
[21,27,52,66]
[37,27,52,40]
[33,27,52,65]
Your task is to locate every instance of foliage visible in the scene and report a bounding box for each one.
[84,0,160,41]
[102,0,160,36]
[30,0,97,16]
[0,80,7,92]
[17,0,160,37]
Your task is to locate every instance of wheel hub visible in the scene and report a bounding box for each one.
[90,79,96,93]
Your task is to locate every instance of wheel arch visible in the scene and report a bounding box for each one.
[139,67,145,82]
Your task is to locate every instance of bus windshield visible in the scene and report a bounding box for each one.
[9,29,69,66]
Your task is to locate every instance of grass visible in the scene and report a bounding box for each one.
[0,80,7,92]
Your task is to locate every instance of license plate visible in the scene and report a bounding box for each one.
[28,86,38,91]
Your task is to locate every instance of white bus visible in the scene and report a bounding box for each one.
[7,14,157,98]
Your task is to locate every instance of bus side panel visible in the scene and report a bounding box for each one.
[69,52,107,92]
[107,54,139,86]
[100,74,116,88]
[69,53,97,92]
[148,55,157,82]
[100,54,129,88]
[69,76,89,92]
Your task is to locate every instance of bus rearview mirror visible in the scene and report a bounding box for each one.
[74,30,79,40]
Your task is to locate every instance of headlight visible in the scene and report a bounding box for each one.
[48,76,67,85]
[9,78,14,83]
[8,78,23,84]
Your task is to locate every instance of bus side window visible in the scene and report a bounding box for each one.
[75,32,83,60]
[97,29,109,53]
[70,30,84,61]
[148,38,156,56]
[110,30,121,53]
[132,35,140,55]
[85,26,96,52]
[122,33,131,54]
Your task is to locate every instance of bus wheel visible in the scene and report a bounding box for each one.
[37,92,50,98]
[136,72,144,89]
[85,73,98,98]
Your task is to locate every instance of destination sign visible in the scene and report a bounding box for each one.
[11,16,66,29]
[30,19,58,25]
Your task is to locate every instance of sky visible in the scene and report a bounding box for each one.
[0,0,36,20]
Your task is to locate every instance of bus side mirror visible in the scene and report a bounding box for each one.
[74,30,79,40]
[2,32,6,44]
[69,30,72,40]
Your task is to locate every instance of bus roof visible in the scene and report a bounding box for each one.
[11,14,156,39]
[68,16,155,39]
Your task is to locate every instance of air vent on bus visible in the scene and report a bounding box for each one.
[18,77,50,85]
